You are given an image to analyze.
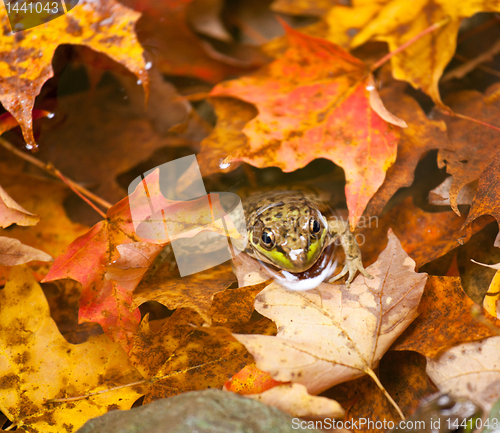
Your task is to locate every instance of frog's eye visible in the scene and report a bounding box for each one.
[261,229,275,248]
[309,218,321,234]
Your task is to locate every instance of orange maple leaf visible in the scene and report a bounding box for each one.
[0,0,147,149]
[208,22,406,228]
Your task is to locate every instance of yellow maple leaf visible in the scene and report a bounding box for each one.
[0,265,146,433]
[324,0,500,105]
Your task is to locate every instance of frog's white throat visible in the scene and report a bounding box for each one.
[253,242,338,291]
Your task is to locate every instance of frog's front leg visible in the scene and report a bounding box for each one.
[327,219,373,287]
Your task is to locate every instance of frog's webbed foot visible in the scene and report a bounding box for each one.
[327,219,373,287]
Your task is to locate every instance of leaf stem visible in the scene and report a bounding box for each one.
[0,137,112,214]
[46,379,148,403]
[440,110,500,133]
[45,357,227,404]
[365,368,405,420]
[370,17,450,72]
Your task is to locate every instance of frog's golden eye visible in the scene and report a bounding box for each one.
[309,218,321,234]
[261,229,275,248]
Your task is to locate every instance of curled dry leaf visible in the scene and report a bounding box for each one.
[246,383,345,419]
[0,184,39,228]
[435,84,500,216]
[0,236,52,266]
[210,22,404,229]
[427,336,500,412]
[0,0,148,149]
[233,230,427,416]
[428,176,477,207]
[0,266,146,433]
[187,0,232,42]
[462,150,500,247]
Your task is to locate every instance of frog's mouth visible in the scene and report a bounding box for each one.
[249,241,338,291]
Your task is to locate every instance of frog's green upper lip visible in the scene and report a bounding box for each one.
[250,229,328,273]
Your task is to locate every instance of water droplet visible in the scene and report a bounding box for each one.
[219,159,230,169]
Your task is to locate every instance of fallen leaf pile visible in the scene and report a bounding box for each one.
[2,0,500,432]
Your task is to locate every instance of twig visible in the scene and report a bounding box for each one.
[457,16,500,44]
[4,421,17,431]
[52,166,106,218]
[442,39,500,82]
[0,137,112,213]
[370,17,450,72]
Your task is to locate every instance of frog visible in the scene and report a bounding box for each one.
[389,393,483,433]
[241,189,373,291]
